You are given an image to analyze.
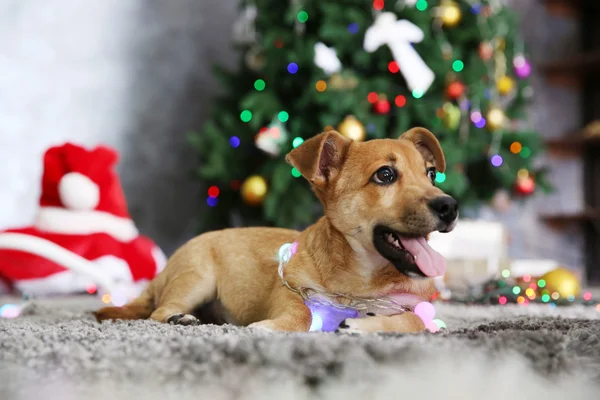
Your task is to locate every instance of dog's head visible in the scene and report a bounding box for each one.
[285,127,457,279]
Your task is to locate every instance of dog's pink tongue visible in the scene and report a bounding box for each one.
[399,237,447,277]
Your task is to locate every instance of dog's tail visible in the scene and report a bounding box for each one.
[94,289,154,322]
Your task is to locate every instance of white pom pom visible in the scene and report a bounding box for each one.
[58,172,100,211]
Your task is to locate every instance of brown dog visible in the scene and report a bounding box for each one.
[95,127,457,333]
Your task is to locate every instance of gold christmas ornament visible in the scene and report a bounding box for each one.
[241,175,268,206]
[541,267,581,299]
[441,102,461,131]
[486,108,506,131]
[496,76,515,95]
[440,1,462,28]
[337,115,366,142]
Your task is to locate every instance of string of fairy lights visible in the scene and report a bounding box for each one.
[205,0,537,208]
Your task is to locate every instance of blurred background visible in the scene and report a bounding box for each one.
[1,0,598,300]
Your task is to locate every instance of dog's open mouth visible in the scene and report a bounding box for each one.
[373,226,447,278]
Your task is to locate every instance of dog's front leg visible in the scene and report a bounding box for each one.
[336,312,425,334]
[248,289,312,332]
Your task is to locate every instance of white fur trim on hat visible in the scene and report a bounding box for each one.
[35,207,138,242]
[59,172,100,211]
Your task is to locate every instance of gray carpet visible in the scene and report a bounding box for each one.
[1,297,600,400]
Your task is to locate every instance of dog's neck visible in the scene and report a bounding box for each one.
[294,216,435,300]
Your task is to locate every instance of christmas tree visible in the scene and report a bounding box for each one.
[190,0,550,232]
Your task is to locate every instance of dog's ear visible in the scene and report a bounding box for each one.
[399,127,446,172]
[285,130,350,189]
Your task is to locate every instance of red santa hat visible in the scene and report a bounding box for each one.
[34,143,138,241]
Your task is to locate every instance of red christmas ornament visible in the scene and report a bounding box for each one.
[446,81,466,100]
[374,99,391,114]
[515,175,535,196]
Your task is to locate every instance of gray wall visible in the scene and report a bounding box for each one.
[0,0,586,273]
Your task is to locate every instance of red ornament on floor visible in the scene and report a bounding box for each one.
[374,99,391,114]
[0,143,166,299]
[446,81,466,100]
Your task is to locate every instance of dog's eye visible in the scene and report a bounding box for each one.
[373,166,396,184]
[427,167,436,183]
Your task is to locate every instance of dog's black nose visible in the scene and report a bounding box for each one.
[429,196,458,224]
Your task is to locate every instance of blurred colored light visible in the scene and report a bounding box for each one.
[596,304,600,312]
[292,137,304,148]
[274,39,284,48]
[86,284,97,294]
[367,123,376,133]
[0,304,21,318]
[452,60,464,72]
[549,302,556,308]
[537,279,546,288]
[412,89,424,98]
[373,0,384,11]
[498,296,507,305]
[102,294,111,304]
[416,0,428,11]
[297,11,308,23]
[291,167,302,178]
[517,296,525,304]
[460,99,470,111]
[470,111,482,123]
[583,292,592,301]
[367,92,379,103]
[388,61,400,73]
[278,111,289,122]
[510,142,522,154]
[207,197,218,207]
[316,80,327,92]
[525,288,535,297]
[520,147,531,159]
[229,136,241,148]
[512,286,521,295]
[551,292,560,300]
[254,79,266,91]
[523,274,531,283]
[501,269,510,278]
[208,186,220,198]
[529,282,538,290]
[542,294,550,302]
[395,95,407,107]
[435,172,446,183]
[348,22,359,34]
[567,295,575,302]
[475,118,486,128]
[471,4,482,14]
[240,110,252,122]
[517,168,529,179]
[491,155,503,167]
[484,89,492,99]
[287,63,299,74]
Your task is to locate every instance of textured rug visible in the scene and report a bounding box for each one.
[1,297,600,400]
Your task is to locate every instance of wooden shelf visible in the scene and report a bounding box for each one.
[545,133,600,157]
[541,209,600,229]
[541,51,600,87]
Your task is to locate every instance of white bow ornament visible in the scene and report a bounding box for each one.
[363,12,435,94]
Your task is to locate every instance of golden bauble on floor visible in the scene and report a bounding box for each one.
[337,115,366,142]
[541,267,581,299]
[241,175,268,206]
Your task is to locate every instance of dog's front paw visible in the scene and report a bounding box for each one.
[167,314,200,326]
[335,318,367,335]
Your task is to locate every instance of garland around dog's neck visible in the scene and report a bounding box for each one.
[277,241,444,332]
